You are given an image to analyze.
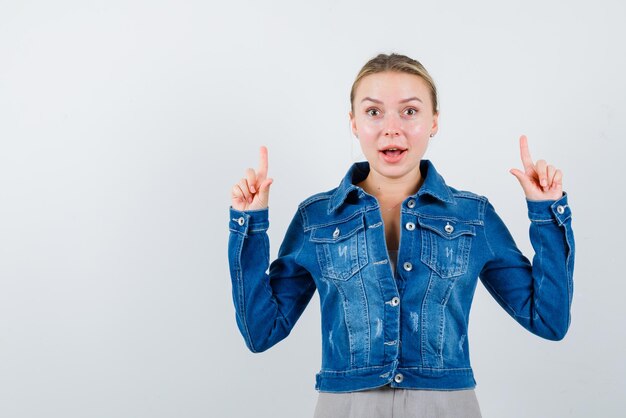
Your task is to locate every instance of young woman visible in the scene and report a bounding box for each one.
[228,53,574,417]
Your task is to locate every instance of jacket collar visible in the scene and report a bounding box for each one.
[328,159,455,213]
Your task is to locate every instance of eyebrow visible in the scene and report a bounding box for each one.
[361,97,383,104]
[399,97,423,104]
[361,96,423,104]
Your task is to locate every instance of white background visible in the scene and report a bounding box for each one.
[1,1,624,417]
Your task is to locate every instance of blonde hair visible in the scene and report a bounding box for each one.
[350,53,438,114]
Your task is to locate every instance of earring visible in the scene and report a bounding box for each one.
[429,133,435,138]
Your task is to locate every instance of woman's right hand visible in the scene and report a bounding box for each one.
[231,146,273,211]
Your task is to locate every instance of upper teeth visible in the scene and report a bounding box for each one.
[388,148,397,151]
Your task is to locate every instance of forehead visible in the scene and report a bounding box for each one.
[355,71,431,103]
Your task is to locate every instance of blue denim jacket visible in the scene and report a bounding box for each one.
[228,160,574,393]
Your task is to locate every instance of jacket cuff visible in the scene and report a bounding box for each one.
[229,207,270,235]
[526,192,571,226]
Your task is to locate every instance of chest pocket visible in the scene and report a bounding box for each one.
[418,217,475,279]
[310,215,368,281]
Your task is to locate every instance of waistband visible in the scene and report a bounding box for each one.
[315,362,476,393]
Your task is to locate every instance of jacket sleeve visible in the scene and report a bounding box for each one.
[478,192,575,341]
[228,206,316,352]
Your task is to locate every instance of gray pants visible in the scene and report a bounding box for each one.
[313,385,482,418]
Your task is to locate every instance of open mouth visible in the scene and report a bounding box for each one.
[380,146,408,159]
[381,148,407,157]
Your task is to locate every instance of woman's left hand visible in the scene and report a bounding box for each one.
[509,135,563,201]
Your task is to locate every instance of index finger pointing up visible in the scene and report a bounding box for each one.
[258,145,269,181]
[519,135,535,171]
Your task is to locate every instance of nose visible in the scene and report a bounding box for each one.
[384,114,401,137]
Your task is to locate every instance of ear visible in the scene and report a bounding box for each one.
[349,110,358,138]
[431,112,439,136]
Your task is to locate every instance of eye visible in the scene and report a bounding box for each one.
[404,107,418,116]
[366,108,381,117]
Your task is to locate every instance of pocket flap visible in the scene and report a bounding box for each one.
[310,216,365,243]
[417,217,476,239]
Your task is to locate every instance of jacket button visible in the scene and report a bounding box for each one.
[394,373,404,383]
[237,217,245,226]
[407,199,416,208]
[556,205,565,214]
[405,222,416,231]
[390,297,400,307]
[444,223,454,234]
[403,262,413,272]
[332,227,340,238]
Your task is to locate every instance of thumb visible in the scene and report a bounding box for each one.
[509,168,532,189]
[257,178,273,201]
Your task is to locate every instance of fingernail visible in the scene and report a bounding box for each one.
[251,186,256,193]
[540,179,547,186]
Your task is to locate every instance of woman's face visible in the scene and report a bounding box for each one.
[350,71,438,181]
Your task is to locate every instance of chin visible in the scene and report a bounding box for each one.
[373,163,419,180]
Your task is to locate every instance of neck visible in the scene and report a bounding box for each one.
[358,166,424,201]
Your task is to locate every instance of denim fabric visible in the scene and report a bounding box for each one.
[228,160,575,393]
